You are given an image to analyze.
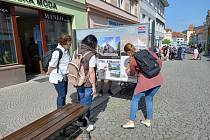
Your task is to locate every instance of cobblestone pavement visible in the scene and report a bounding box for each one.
[0,75,120,139]
[78,54,210,140]
[1,54,210,140]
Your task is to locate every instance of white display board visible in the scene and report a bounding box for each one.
[75,23,149,83]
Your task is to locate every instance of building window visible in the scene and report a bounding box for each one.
[0,6,17,66]
[43,12,71,50]
[117,0,123,8]
[124,0,132,13]
[110,0,118,7]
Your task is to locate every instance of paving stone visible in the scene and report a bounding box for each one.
[1,54,210,139]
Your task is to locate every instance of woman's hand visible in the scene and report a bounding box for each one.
[92,87,96,96]
[126,67,131,75]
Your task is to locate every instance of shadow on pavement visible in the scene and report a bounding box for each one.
[67,91,110,140]
[112,83,147,119]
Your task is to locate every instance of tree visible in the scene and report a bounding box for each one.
[162,39,171,45]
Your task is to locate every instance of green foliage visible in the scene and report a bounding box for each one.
[162,39,171,45]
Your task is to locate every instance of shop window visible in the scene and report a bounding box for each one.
[43,12,71,51]
[0,6,17,66]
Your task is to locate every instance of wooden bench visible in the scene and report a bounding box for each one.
[2,103,88,140]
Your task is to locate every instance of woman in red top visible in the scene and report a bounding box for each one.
[122,43,163,129]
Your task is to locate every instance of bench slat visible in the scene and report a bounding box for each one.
[32,106,88,140]
[2,104,76,140]
[20,105,86,140]
[2,103,87,140]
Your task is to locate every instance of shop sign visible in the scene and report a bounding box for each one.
[108,19,123,26]
[44,12,69,22]
[17,0,57,10]
[137,26,146,33]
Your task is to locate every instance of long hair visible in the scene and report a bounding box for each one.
[81,34,98,50]
[124,43,136,56]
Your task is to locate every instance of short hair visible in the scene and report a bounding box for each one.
[59,34,72,45]
[81,34,98,49]
[124,43,136,56]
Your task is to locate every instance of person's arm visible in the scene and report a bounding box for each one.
[127,57,137,76]
[89,67,96,95]
[46,50,59,75]
[88,55,96,95]
[46,67,55,75]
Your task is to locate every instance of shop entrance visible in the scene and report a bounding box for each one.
[15,6,42,75]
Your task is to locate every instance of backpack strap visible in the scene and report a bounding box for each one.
[54,48,63,73]
[82,51,92,58]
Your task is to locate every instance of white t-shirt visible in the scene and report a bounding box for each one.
[72,51,96,67]
[89,55,96,67]
[49,44,70,84]
[194,48,199,54]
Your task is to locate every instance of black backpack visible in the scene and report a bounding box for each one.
[134,50,161,78]
[42,48,63,72]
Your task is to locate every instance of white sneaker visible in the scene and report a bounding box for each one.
[86,124,96,132]
[140,120,151,127]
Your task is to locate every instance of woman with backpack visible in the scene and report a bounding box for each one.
[46,33,72,109]
[74,34,97,132]
[121,43,163,129]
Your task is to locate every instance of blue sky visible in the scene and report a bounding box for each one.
[165,0,210,32]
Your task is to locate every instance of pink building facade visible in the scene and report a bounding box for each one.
[86,0,140,28]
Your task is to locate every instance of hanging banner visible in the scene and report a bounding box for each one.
[74,23,149,83]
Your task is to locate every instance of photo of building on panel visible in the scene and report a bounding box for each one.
[98,36,120,59]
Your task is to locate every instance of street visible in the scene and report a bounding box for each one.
[87,54,210,140]
[0,54,210,140]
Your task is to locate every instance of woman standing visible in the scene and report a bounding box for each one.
[47,34,72,109]
[122,43,163,128]
[75,34,97,132]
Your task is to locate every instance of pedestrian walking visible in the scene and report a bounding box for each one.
[47,34,72,109]
[122,43,163,129]
[193,46,199,60]
[75,34,97,132]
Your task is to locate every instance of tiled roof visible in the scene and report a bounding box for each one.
[172,32,186,38]
[165,28,172,32]
[196,28,203,34]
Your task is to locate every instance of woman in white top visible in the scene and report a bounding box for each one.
[193,47,199,60]
[47,34,72,108]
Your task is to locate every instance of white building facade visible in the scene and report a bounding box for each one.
[164,28,172,41]
[139,0,169,48]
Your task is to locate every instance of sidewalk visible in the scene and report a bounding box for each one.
[0,76,122,139]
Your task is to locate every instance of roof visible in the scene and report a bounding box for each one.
[165,28,172,32]
[196,28,203,34]
[172,32,186,38]
[188,24,194,31]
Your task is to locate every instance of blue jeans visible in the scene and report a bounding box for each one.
[53,81,68,109]
[77,87,93,119]
[129,86,160,121]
